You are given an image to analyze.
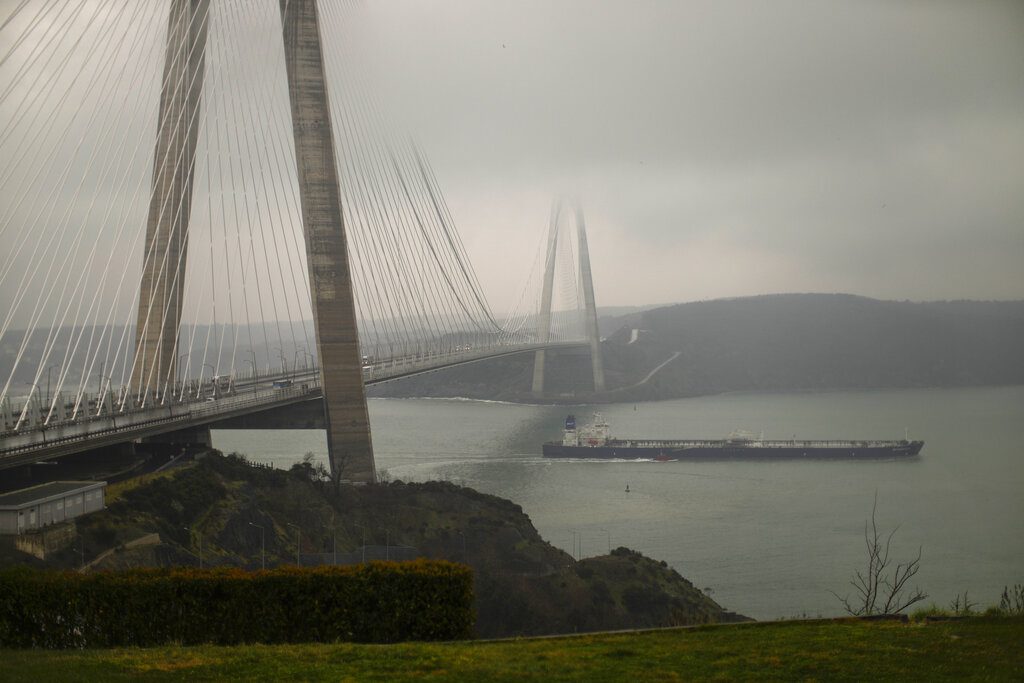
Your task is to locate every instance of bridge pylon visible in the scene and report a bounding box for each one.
[575,205,606,393]
[530,202,561,396]
[135,0,376,483]
[279,0,375,483]
[132,0,209,396]
[531,200,605,397]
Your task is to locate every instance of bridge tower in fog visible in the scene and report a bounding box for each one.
[136,0,374,482]
[531,200,606,397]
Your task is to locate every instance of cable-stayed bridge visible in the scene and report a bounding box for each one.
[0,1,605,482]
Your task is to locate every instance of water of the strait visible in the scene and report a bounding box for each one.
[213,384,1024,620]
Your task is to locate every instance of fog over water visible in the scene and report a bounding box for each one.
[214,384,1024,620]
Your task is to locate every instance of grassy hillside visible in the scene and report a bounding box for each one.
[370,294,1024,402]
[3,617,1021,681]
[0,454,739,637]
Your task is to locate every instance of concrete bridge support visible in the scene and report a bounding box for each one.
[575,205,605,392]
[132,0,209,395]
[531,203,561,396]
[531,200,605,396]
[279,0,375,483]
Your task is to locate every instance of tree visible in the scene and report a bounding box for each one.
[831,495,927,616]
[290,452,329,484]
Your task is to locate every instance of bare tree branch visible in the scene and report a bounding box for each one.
[833,496,928,616]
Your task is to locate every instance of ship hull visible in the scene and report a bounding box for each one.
[542,440,924,460]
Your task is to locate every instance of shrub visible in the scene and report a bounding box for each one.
[0,560,473,648]
[999,584,1024,616]
[591,581,613,605]
[911,603,951,620]
[91,522,118,547]
[622,586,665,613]
[575,565,594,580]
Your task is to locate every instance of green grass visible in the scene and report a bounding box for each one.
[104,464,196,503]
[3,617,1021,682]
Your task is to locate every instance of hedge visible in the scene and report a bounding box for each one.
[0,560,474,648]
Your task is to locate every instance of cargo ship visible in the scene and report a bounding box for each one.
[542,414,924,460]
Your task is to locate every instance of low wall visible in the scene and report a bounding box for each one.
[14,522,76,560]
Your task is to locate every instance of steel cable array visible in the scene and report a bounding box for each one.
[0,0,590,435]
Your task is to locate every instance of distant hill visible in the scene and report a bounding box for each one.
[595,303,675,333]
[370,294,1024,402]
[10,295,1020,404]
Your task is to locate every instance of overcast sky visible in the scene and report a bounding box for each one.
[348,0,1024,310]
[1,0,1022,328]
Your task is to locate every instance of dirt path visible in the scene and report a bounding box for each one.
[81,532,161,572]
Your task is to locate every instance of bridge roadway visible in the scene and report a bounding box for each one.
[0,342,585,470]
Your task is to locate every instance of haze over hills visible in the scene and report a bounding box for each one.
[0,306,650,396]
[5,294,1021,404]
[370,294,1024,402]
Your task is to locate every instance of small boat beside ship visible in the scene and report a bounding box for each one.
[542,414,924,460]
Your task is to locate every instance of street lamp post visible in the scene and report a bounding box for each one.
[201,363,216,398]
[23,382,40,428]
[45,364,60,409]
[174,353,190,401]
[248,522,265,570]
[242,352,257,395]
[273,347,287,376]
[354,523,366,563]
[96,375,112,415]
[287,522,301,566]
[184,526,203,568]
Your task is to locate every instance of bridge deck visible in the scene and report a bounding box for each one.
[0,342,583,469]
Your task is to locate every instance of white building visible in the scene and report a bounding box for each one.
[0,481,106,534]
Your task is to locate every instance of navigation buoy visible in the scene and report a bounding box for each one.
[625,483,630,493]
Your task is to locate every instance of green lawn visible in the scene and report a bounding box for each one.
[4,618,1021,682]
